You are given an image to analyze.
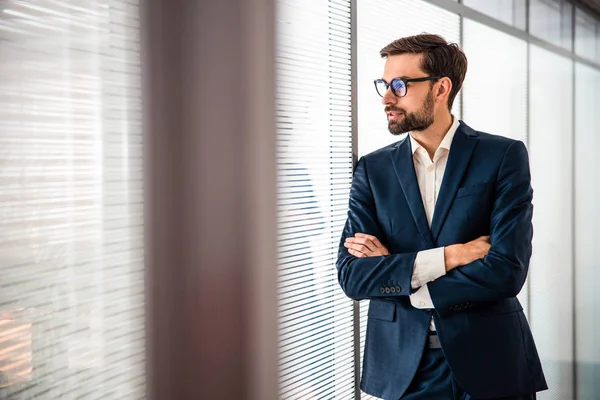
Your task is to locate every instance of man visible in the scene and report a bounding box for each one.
[337,34,547,400]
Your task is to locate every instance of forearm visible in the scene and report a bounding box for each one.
[429,250,530,310]
[337,156,420,300]
[429,140,533,311]
[337,251,417,300]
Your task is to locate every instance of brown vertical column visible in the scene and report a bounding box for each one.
[141,1,277,399]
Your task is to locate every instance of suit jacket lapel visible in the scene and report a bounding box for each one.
[430,122,479,242]
[390,136,435,249]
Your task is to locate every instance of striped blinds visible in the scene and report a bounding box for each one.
[276,0,355,399]
[0,1,145,398]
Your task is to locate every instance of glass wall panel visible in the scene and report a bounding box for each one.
[574,62,600,400]
[530,0,573,50]
[461,18,531,316]
[575,8,599,63]
[528,44,574,400]
[463,0,527,30]
[462,19,528,143]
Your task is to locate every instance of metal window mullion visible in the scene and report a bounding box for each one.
[350,0,360,398]
[571,3,578,398]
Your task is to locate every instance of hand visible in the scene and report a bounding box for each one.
[344,233,390,258]
[444,235,491,272]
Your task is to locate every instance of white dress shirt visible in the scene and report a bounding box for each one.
[408,116,460,331]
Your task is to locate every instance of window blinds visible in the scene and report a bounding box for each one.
[0,1,145,398]
[276,1,355,399]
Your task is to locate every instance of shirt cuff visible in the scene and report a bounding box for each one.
[409,284,435,309]
[410,247,446,289]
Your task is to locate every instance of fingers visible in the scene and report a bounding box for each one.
[354,233,384,248]
[344,233,390,257]
[344,240,375,254]
[468,235,490,246]
[347,248,367,258]
[345,236,376,252]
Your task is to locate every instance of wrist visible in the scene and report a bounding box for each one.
[444,244,463,272]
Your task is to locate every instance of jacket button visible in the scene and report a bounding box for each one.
[380,287,385,293]
[385,287,391,294]
[395,286,401,292]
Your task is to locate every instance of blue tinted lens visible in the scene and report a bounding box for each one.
[390,79,406,97]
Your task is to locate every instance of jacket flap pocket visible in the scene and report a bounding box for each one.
[368,300,396,321]
[456,182,487,198]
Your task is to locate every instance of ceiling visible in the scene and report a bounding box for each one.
[571,0,600,19]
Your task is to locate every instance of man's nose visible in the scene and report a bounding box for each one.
[381,87,397,106]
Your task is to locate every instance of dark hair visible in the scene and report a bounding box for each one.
[380,33,467,111]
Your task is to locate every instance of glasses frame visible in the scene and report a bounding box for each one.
[374,76,442,98]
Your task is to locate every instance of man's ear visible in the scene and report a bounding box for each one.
[435,76,453,105]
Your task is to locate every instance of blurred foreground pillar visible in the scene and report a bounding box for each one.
[142,1,277,399]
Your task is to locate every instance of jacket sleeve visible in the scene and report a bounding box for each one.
[336,157,417,300]
[428,140,533,311]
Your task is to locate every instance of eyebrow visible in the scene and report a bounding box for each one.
[381,75,411,81]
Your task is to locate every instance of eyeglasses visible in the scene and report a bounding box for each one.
[374,76,442,98]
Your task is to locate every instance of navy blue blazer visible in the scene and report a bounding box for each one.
[336,121,547,400]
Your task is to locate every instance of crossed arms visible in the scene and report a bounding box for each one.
[336,141,533,310]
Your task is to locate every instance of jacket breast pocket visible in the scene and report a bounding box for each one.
[456,182,487,198]
[367,300,396,322]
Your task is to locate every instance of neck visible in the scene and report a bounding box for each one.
[410,111,453,159]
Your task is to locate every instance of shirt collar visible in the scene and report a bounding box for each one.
[409,116,459,155]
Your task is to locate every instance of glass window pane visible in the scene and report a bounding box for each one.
[528,44,574,400]
[529,0,573,50]
[0,1,145,398]
[575,8,599,62]
[461,19,530,316]
[574,61,600,400]
[463,0,527,30]
[462,19,528,143]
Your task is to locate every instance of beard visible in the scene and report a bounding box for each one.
[386,89,435,135]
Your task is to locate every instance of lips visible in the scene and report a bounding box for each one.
[387,112,403,120]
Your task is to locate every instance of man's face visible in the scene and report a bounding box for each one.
[381,54,436,135]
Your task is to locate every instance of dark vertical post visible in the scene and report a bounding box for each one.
[142,1,278,399]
